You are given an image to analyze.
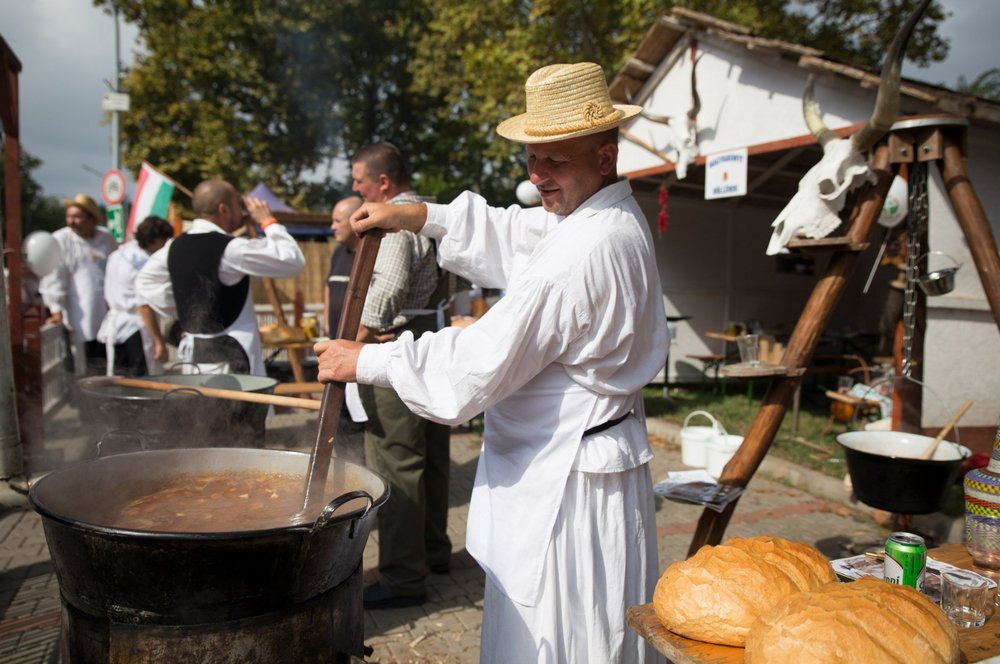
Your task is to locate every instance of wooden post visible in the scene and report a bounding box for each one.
[940,135,1000,333]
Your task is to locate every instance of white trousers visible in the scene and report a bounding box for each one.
[480,463,663,664]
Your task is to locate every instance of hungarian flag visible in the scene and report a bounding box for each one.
[127,162,175,239]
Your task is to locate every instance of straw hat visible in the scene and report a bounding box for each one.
[497,62,642,144]
[62,193,102,221]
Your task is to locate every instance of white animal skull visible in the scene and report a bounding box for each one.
[766,139,875,255]
[765,0,929,255]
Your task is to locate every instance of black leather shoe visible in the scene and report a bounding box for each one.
[362,581,426,610]
[428,562,451,574]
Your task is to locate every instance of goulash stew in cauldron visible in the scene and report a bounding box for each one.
[109,471,307,532]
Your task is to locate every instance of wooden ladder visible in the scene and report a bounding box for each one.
[687,115,1000,556]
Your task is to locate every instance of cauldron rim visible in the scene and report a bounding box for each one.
[28,447,387,538]
[836,430,970,464]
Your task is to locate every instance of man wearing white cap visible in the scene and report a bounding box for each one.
[316,62,667,663]
[40,194,118,376]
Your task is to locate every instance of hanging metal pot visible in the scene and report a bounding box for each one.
[917,251,962,296]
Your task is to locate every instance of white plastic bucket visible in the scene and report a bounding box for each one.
[706,434,745,479]
[681,411,727,468]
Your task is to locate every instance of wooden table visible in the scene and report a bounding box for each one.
[627,543,1000,663]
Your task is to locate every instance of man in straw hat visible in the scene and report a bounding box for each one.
[40,194,119,376]
[316,62,667,662]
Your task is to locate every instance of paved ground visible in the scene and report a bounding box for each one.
[0,399,954,663]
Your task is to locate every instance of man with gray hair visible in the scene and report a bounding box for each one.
[316,63,667,662]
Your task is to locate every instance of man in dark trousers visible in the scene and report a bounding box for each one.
[351,143,452,609]
[137,179,304,376]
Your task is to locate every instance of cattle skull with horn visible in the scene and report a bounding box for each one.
[629,53,702,180]
[765,0,930,255]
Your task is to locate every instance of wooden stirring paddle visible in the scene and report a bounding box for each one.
[300,229,384,518]
[919,399,973,460]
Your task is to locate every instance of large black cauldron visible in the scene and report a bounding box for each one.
[29,448,387,625]
[77,374,277,448]
[837,430,970,514]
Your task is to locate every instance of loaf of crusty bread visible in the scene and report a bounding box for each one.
[653,535,837,646]
[745,576,960,663]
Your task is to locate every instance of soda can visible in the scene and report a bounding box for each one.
[884,532,927,590]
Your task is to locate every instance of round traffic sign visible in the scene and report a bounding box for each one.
[101,169,127,206]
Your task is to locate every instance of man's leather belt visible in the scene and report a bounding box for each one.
[583,412,630,437]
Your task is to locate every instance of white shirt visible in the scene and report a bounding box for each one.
[39,226,118,341]
[136,218,305,376]
[357,179,668,604]
[98,240,149,345]
[97,240,162,374]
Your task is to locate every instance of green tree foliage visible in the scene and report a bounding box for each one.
[956,68,1000,101]
[96,0,950,209]
[0,146,65,234]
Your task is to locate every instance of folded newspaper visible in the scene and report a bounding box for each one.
[830,553,997,604]
[653,470,744,512]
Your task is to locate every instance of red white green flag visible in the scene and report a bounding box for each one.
[127,162,175,238]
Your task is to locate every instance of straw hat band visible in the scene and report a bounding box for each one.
[524,106,624,137]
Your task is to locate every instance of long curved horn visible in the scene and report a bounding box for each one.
[851,0,932,152]
[803,74,838,148]
[687,55,703,122]
[625,87,674,125]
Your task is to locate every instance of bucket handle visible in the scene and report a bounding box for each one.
[916,251,962,272]
[682,410,729,438]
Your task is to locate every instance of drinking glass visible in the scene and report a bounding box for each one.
[941,570,998,628]
[736,334,760,366]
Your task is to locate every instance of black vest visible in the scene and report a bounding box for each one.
[167,233,249,334]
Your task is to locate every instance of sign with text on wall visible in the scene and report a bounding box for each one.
[704,148,748,200]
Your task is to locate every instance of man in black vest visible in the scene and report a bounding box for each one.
[136,179,305,376]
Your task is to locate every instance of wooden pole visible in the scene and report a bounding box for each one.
[92,375,321,410]
[940,135,1000,333]
[301,229,383,515]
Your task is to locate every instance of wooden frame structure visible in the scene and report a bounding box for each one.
[688,116,1000,554]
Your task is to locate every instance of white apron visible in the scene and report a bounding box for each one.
[467,363,601,607]
[176,296,263,377]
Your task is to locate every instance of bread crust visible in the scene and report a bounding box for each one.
[744,577,960,663]
[653,535,837,646]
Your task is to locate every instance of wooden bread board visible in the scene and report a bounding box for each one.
[626,604,744,664]
[627,543,1000,663]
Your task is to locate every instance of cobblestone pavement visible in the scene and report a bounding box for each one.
[0,404,904,663]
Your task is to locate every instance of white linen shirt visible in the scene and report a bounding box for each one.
[357,178,668,605]
[39,226,118,341]
[136,218,305,376]
[98,240,149,345]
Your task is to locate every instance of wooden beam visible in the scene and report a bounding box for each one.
[940,135,1000,333]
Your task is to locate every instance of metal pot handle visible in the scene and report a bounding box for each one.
[310,490,374,534]
[165,362,201,375]
[161,386,206,402]
[96,429,150,456]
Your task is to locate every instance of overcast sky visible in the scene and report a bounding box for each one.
[2,0,997,204]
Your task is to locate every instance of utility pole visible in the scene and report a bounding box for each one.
[111,3,121,171]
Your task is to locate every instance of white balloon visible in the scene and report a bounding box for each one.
[516,180,541,206]
[877,175,909,228]
[22,231,61,277]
